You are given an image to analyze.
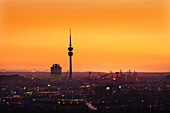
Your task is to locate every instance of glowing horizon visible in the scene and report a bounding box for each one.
[0,0,170,72]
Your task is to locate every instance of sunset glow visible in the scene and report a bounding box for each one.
[0,0,170,72]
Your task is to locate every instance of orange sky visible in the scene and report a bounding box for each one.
[0,0,170,72]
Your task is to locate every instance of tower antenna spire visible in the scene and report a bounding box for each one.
[70,29,71,47]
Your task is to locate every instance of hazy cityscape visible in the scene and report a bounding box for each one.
[1,26,170,113]
[0,71,170,113]
[1,0,170,113]
[1,25,170,113]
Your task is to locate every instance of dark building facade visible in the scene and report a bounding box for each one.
[51,64,62,81]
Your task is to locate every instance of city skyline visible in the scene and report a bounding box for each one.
[1,0,170,72]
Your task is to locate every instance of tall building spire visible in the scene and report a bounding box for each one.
[70,29,71,47]
[68,29,73,81]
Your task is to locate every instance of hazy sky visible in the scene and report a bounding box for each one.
[0,0,170,72]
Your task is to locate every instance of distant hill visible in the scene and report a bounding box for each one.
[0,74,21,79]
[0,72,170,79]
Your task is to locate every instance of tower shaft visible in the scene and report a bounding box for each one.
[68,30,73,81]
[69,55,72,80]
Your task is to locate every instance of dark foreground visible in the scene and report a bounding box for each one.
[0,72,170,113]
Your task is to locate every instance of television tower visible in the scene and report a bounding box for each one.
[68,30,73,81]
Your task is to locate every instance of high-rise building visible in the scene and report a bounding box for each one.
[51,64,62,81]
[129,69,131,76]
[120,69,123,76]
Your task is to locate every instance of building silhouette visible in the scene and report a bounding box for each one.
[68,30,73,81]
[51,64,62,81]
